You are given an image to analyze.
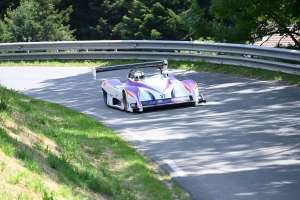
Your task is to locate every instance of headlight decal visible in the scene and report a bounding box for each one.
[124,88,142,107]
[162,78,173,93]
[182,80,198,98]
[125,89,136,98]
[103,79,122,87]
[193,82,198,91]
[182,81,191,93]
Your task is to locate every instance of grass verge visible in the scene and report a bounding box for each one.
[0,86,191,200]
[1,59,299,85]
[167,60,300,85]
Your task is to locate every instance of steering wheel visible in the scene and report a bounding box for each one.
[128,68,136,79]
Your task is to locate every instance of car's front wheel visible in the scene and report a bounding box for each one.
[102,89,108,105]
[122,90,127,111]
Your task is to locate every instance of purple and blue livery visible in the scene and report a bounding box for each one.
[93,60,206,112]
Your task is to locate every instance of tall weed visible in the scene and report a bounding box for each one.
[0,97,9,112]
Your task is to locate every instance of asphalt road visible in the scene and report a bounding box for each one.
[1,67,300,200]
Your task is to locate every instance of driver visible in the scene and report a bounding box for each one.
[134,70,145,81]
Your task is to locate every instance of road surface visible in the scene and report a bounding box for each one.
[1,67,300,200]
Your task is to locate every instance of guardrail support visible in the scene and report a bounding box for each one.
[0,40,299,75]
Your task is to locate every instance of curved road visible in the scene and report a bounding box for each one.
[1,67,300,200]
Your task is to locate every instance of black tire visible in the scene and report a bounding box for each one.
[122,90,127,111]
[102,89,108,105]
[190,101,197,107]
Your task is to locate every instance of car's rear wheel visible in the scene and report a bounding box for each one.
[122,90,127,111]
[102,89,108,105]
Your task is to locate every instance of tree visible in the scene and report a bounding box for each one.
[180,0,214,41]
[0,20,12,42]
[57,0,191,40]
[112,0,148,39]
[0,0,19,19]
[183,0,300,49]
[59,0,129,40]
[89,0,129,40]
[59,0,95,40]
[3,0,75,42]
[112,0,191,40]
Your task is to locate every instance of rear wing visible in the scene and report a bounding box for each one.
[93,60,168,80]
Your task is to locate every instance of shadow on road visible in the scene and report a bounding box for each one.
[24,68,300,200]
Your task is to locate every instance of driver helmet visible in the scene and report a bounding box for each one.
[134,70,145,81]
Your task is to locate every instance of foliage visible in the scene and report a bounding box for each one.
[0,97,9,112]
[183,0,300,49]
[0,20,12,43]
[59,0,191,40]
[112,0,191,40]
[180,0,213,41]
[58,0,98,40]
[89,0,129,40]
[1,0,299,46]
[0,0,19,19]
[2,0,75,42]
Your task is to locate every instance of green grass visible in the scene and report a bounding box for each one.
[0,59,140,67]
[167,60,300,85]
[1,59,299,84]
[0,86,191,200]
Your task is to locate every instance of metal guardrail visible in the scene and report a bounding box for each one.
[0,40,300,75]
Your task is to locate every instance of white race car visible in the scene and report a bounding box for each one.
[93,60,206,112]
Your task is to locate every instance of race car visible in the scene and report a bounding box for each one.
[93,60,206,112]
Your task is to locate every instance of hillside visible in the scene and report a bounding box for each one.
[0,85,191,200]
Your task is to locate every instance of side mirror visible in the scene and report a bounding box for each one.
[162,70,169,77]
[163,59,168,70]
